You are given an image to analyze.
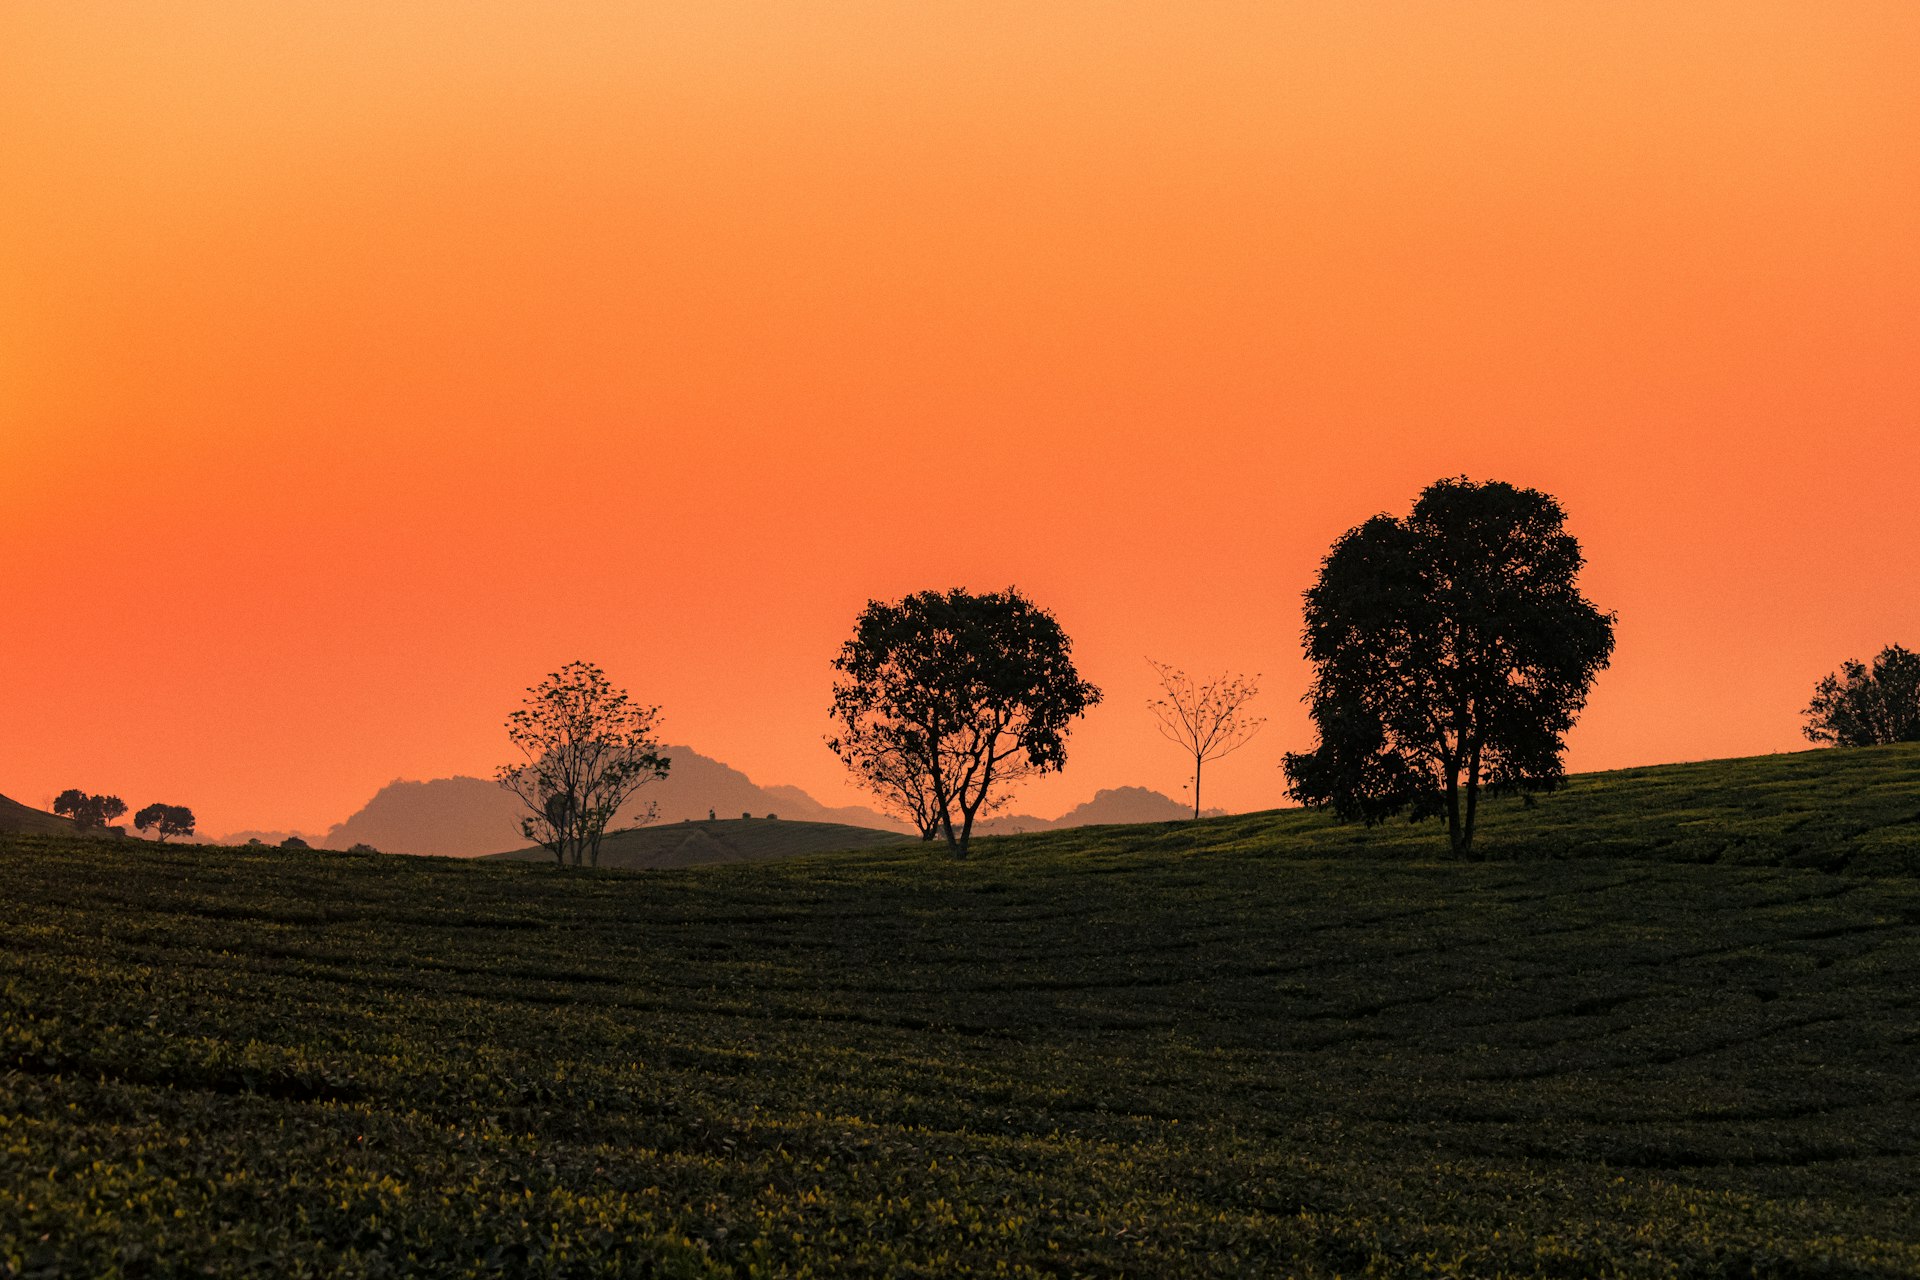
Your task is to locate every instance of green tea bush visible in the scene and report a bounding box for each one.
[2,746,1917,1276]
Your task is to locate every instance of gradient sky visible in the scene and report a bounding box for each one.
[4,2,1917,835]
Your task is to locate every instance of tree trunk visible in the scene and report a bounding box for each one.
[1444,761,1463,855]
[1461,740,1482,859]
[1192,754,1202,820]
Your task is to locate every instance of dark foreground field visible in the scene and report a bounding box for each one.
[3,748,1918,1277]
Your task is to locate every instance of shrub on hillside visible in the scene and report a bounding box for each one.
[1804,645,1920,747]
[52,790,127,831]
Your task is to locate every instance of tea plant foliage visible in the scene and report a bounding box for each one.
[2,744,1919,1277]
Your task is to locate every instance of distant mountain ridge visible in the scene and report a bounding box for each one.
[200,755,1217,857]
[975,786,1225,835]
[307,746,912,857]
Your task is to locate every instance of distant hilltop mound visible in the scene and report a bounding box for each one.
[0,793,123,839]
[198,757,1231,858]
[486,817,912,870]
[311,746,911,857]
[975,786,1225,836]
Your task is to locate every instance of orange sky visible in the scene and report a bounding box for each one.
[4,2,1917,835]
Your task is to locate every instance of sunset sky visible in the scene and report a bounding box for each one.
[4,3,1917,835]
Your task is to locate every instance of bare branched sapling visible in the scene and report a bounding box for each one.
[1146,660,1264,819]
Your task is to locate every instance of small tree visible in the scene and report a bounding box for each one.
[133,803,196,843]
[496,661,671,867]
[1283,478,1615,856]
[828,587,1101,856]
[1146,659,1264,819]
[52,790,127,831]
[281,836,310,849]
[1803,645,1920,747]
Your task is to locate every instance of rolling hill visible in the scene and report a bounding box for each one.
[0,792,120,838]
[485,816,913,869]
[973,784,1224,834]
[3,744,1917,1276]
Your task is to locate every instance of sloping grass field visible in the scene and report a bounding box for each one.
[486,819,911,870]
[2,747,1917,1277]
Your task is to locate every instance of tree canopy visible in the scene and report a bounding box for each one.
[52,790,127,831]
[496,661,670,867]
[828,587,1101,855]
[1283,478,1615,855]
[133,803,196,843]
[1803,645,1920,748]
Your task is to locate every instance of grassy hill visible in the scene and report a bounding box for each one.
[0,792,120,839]
[0,792,73,836]
[2,746,1918,1277]
[1011,744,1920,876]
[485,817,913,869]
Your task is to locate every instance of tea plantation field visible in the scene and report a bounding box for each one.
[3,747,1918,1277]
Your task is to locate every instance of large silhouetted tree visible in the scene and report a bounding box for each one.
[133,803,196,843]
[1803,645,1920,747]
[828,587,1101,856]
[1283,478,1615,856]
[52,790,127,831]
[1146,659,1263,819]
[496,661,671,867]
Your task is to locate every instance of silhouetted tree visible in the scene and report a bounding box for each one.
[1147,659,1264,819]
[280,836,310,849]
[828,714,966,842]
[495,661,670,868]
[132,803,196,843]
[1283,478,1615,856]
[1803,645,1920,747]
[828,587,1101,856]
[52,790,127,831]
